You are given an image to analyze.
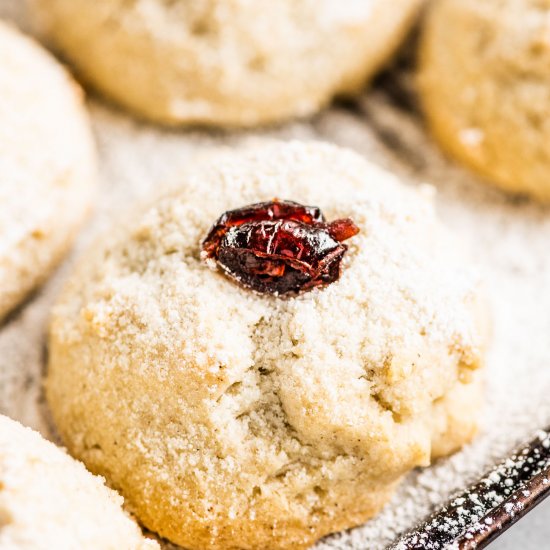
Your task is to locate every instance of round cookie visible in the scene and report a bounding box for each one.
[47,141,486,550]
[0,414,158,550]
[35,0,423,127]
[0,21,95,321]
[419,0,550,202]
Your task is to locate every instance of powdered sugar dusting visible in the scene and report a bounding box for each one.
[316,0,375,26]
[0,3,550,549]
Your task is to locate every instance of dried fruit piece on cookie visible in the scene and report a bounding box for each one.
[201,199,359,294]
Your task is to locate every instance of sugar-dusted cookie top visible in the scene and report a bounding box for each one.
[48,141,486,550]
[0,415,158,550]
[35,0,422,126]
[420,0,550,201]
[0,21,95,320]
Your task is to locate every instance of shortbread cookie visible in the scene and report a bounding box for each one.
[419,0,550,202]
[35,0,422,127]
[47,141,486,550]
[0,21,95,320]
[0,415,158,550]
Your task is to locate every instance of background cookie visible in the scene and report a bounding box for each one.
[0,414,157,550]
[35,0,423,127]
[47,141,486,550]
[0,21,95,321]
[419,0,550,202]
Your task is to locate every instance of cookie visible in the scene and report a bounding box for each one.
[419,0,550,202]
[47,141,486,550]
[0,414,158,550]
[0,21,95,321]
[35,0,422,127]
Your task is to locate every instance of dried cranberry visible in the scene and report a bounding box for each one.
[201,199,359,295]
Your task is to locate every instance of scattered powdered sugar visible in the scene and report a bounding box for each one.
[458,128,485,149]
[1,3,550,549]
[315,0,375,26]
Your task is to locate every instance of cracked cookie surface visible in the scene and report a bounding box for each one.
[47,141,486,550]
